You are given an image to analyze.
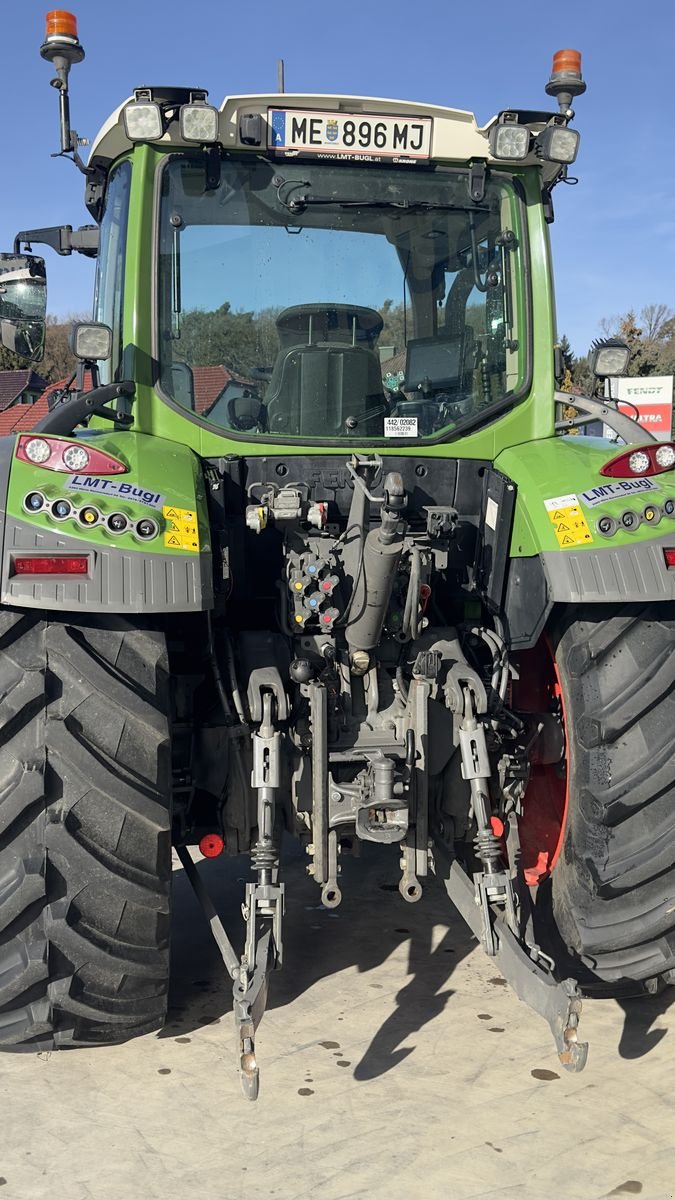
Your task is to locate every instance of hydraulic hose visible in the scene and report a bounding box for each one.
[403,547,422,641]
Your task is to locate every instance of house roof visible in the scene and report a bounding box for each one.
[0,368,256,437]
[0,376,84,437]
[0,369,49,411]
[192,365,235,414]
[0,392,50,436]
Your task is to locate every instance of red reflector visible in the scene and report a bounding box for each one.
[663,550,675,569]
[199,833,224,858]
[490,815,505,839]
[12,556,89,576]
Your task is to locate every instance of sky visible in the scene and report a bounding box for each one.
[1,0,673,359]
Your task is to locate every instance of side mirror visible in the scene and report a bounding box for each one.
[589,337,630,380]
[0,253,47,363]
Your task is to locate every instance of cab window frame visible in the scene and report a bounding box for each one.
[151,152,532,447]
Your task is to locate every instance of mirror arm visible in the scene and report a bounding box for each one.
[13,225,99,259]
[554,390,655,444]
[35,380,136,436]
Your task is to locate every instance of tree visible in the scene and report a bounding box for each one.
[176,303,263,375]
[559,333,575,373]
[596,305,675,377]
[571,353,595,395]
[379,299,407,355]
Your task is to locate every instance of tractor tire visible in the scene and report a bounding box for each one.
[545,603,675,986]
[0,609,172,1049]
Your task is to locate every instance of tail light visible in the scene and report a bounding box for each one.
[11,555,89,576]
[16,436,127,476]
[600,443,675,479]
[664,550,675,569]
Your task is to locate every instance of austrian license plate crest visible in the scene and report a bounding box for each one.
[268,109,432,164]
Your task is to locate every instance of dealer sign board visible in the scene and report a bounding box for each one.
[605,376,674,441]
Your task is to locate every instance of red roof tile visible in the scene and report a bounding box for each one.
[0,392,49,435]
[0,375,92,437]
[192,365,234,414]
[0,369,49,411]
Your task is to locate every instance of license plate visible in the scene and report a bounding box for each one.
[268,109,432,163]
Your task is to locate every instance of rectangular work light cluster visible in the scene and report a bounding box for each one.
[490,113,580,165]
[123,88,219,143]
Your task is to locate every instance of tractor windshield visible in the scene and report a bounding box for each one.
[156,156,527,442]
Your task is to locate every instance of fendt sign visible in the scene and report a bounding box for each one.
[607,376,674,441]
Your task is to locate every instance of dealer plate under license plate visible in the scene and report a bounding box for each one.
[268,109,432,163]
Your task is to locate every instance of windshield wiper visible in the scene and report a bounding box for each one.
[274,180,485,216]
[291,196,468,212]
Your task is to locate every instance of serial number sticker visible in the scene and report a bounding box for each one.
[384,416,418,438]
[65,475,164,509]
[544,493,579,512]
[580,478,659,508]
[268,109,432,163]
[544,494,593,547]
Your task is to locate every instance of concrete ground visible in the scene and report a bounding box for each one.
[1,843,674,1200]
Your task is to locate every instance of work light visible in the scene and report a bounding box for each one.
[538,124,580,164]
[180,103,219,143]
[589,339,631,379]
[489,123,529,160]
[70,322,113,361]
[123,101,163,142]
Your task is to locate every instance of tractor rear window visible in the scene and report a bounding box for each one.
[156,156,527,443]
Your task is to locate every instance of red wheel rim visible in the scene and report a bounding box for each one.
[512,641,568,887]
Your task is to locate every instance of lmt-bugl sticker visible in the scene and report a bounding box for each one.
[580,478,659,508]
[65,475,164,509]
[544,493,593,547]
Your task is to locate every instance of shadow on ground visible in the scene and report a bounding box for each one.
[160,840,673,1078]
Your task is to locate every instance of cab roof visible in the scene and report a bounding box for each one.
[88,90,561,179]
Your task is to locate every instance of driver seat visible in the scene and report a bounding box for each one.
[265,304,387,436]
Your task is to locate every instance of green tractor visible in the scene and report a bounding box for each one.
[1,13,674,1097]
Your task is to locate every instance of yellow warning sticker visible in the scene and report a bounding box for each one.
[544,493,593,547]
[165,520,198,537]
[164,531,199,552]
[163,505,196,525]
[162,505,199,552]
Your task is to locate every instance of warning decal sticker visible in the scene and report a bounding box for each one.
[162,505,199,552]
[544,493,593,548]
